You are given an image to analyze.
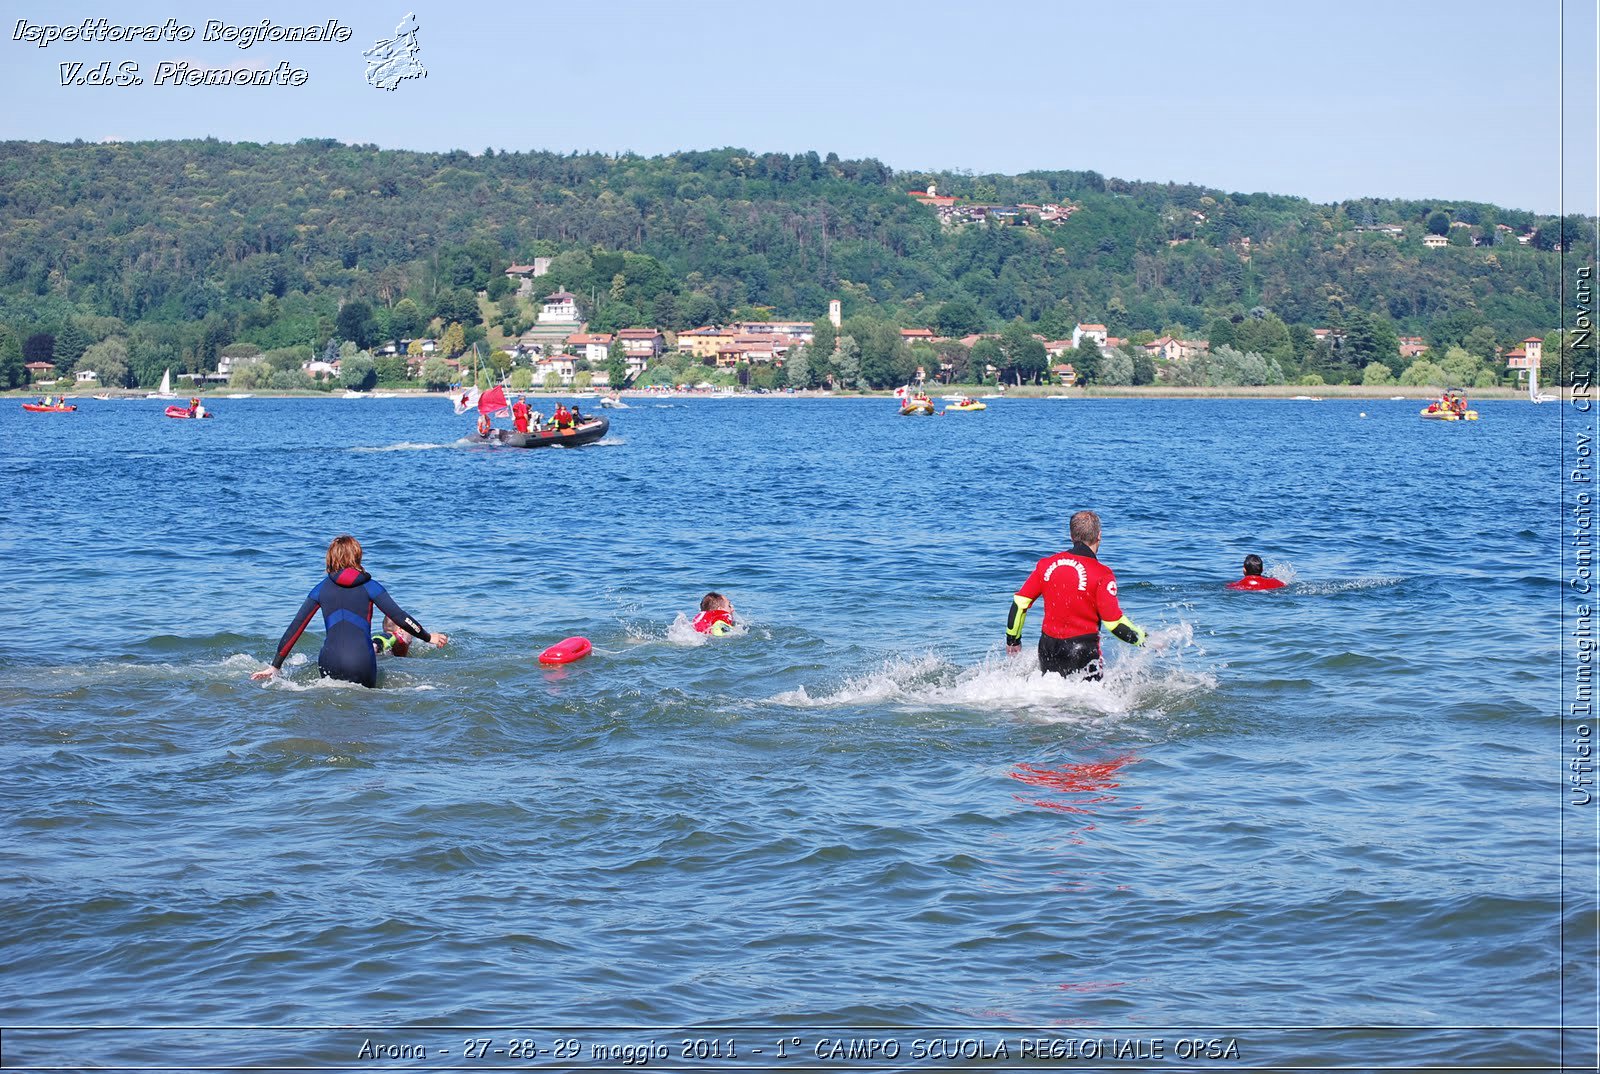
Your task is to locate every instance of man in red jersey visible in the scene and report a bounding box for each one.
[1005,510,1146,680]
[1226,554,1286,591]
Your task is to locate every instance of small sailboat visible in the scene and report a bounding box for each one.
[1529,357,1555,404]
[148,368,177,399]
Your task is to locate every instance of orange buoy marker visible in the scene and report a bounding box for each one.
[539,636,592,665]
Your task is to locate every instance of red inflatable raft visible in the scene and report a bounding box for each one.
[165,405,213,419]
[538,636,593,665]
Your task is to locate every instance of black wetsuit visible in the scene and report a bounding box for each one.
[271,567,431,687]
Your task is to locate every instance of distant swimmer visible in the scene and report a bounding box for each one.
[1005,509,1145,681]
[1226,554,1286,591]
[692,592,736,636]
[252,535,448,687]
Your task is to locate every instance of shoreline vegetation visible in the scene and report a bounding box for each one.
[8,384,1557,401]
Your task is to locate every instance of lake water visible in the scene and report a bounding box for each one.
[1,394,1590,1070]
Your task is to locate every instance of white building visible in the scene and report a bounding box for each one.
[539,290,580,324]
[1072,322,1108,349]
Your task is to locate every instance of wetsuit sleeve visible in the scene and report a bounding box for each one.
[367,581,432,643]
[272,588,322,669]
[1096,571,1144,646]
[1007,562,1044,645]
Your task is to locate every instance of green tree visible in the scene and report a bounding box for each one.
[935,298,985,337]
[0,325,25,388]
[1099,347,1134,385]
[76,337,130,386]
[1399,359,1449,387]
[1361,361,1395,386]
[510,367,533,391]
[390,298,425,339]
[607,338,628,388]
[1426,211,1450,235]
[54,321,91,368]
[440,322,466,357]
[784,344,810,389]
[1131,350,1156,385]
[419,356,452,390]
[1207,317,1236,350]
[834,334,862,389]
[999,320,1048,384]
[970,337,1004,382]
[339,354,377,391]
[1344,310,1402,375]
[23,333,55,364]
[1071,336,1102,385]
[337,300,378,349]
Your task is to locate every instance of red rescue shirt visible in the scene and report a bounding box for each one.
[1015,545,1125,639]
[1227,575,1285,591]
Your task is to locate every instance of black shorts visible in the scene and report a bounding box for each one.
[1039,632,1102,680]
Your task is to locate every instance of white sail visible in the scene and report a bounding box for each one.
[148,368,176,399]
[1529,359,1554,403]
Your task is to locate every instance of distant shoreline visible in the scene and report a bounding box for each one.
[8,384,1564,402]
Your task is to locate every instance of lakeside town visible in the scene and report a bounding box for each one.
[18,270,1560,401]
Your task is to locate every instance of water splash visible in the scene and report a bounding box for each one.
[770,630,1216,720]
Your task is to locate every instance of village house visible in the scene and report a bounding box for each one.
[1422,234,1449,249]
[907,182,958,209]
[534,353,578,385]
[1398,336,1429,360]
[1143,336,1184,362]
[25,361,57,381]
[1053,363,1078,386]
[677,325,737,359]
[900,328,937,346]
[717,335,787,367]
[1072,323,1108,349]
[74,369,99,384]
[616,328,665,359]
[539,290,580,323]
[1506,337,1544,373]
[566,332,613,364]
[734,321,813,345]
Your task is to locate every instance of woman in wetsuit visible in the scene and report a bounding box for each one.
[252,535,448,687]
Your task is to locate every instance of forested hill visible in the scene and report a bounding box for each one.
[0,137,1591,385]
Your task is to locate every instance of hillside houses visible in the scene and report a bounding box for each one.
[905,182,1079,228]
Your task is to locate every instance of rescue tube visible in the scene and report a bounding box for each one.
[539,636,592,665]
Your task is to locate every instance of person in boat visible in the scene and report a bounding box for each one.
[570,403,585,426]
[512,394,531,434]
[252,535,448,687]
[554,403,574,429]
[1227,554,1286,591]
[693,592,736,635]
[1005,509,1146,680]
[189,396,207,419]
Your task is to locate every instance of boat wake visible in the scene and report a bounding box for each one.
[349,442,450,452]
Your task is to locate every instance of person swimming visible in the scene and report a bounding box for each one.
[1226,554,1286,591]
[253,535,447,687]
[692,592,735,636]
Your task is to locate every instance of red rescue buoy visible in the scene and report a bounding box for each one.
[538,636,592,665]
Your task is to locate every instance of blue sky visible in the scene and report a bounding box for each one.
[2,0,1594,215]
